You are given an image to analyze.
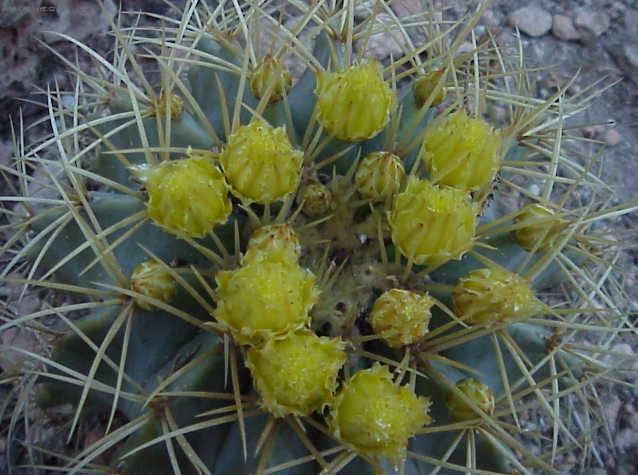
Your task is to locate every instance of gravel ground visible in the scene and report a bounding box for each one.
[0,0,636,473]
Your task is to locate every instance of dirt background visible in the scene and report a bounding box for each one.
[0,0,636,473]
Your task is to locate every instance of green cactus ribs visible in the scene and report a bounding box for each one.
[1,1,635,475]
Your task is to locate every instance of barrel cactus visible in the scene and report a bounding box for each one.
[1,1,635,474]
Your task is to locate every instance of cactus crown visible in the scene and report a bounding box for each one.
[0,1,634,475]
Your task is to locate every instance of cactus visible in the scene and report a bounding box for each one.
[1,1,636,474]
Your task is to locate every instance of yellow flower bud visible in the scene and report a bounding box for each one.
[330,364,431,460]
[452,267,541,325]
[246,330,346,417]
[369,289,434,348]
[299,183,333,217]
[413,70,446,108]
[214,260,319,345]
[249,55,292,103]
[513,204,568,252]
[220,120,303,204]
[144,156,231,238]
[446,378,495,422]
[388,177,477,266]
[420,110,502,191]
[315,62,395,142]
[153,89,184,120]
[355,152,405,202]
[129,260,176,310]
[242,224,301,265]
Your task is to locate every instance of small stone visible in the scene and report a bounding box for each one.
[391,0,422,18]
[552,14,581,41]
[361,14,407,60]
[481,9,501,27]
[508,6,552,37]
[629,412,638,431]
[529,184,540,196]
[583,124,605,138]
[615,428,638,451]
[575,10,611,37]
[624,43,638,68]
[605,129,622,146]
[604,395,622,424]
[625,9,638,38]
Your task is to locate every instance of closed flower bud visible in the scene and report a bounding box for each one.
[299,183,333,217]
[243,224,301,265]
[330,364,431,460]
[315,62,395,142]
[355,152,405,202]
[153,89,184,120]
[413,69,446,108]
[369,289,434,347]
[452,267,541,325]
[143,156,231,238]
[513,204,568,252]
[220,120,303,204]
[388,177,477,266]
[246,331,346,417]
[420,110,502,191]
[129,260,176,310]
[446,378,495,422]
[249,55,292,103]
[214,260,319,346]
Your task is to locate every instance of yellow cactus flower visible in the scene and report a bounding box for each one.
[330,364,431,460]
[355,152,405,202]
[214,260,319,345]
[315,62,395,142]
[452,267,541,325]
[369,289,434,348]
[388,177,477,266]
[246,331,346,417]
[129,260,176,310]
[413,69,446,108]
[513,204,568,252]
[249,55,292,103]
[144,156,231,238]
[446,378,495,422]
[299,183,333,217]
[220,120,303,204]
[420,110,502,191]
[242,224,301,265]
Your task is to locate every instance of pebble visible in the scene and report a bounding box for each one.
[363,14,407,60]
[391,0,422,18]
[623,43,638,68]
[508,5,552,37]
[625,9,638,38]
[482,9,501,27]
[605,129,622,146]
[604,395,622,425]
[574,9,611,37]
[615,428,638,452]
[552,14,581,41]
